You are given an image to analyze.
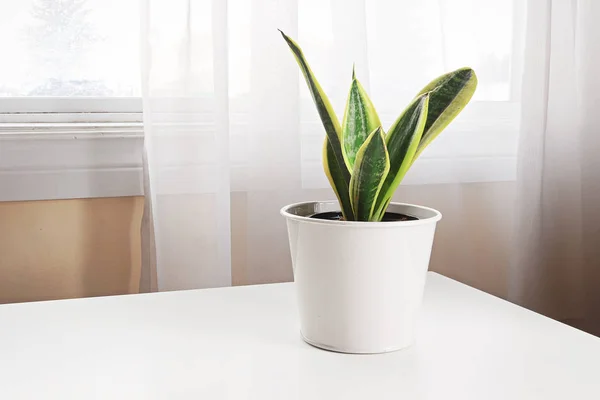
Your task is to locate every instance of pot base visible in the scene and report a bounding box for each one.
[300,331,414,354]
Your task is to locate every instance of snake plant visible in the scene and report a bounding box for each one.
[280,31,477,221]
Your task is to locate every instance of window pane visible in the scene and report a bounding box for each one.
[0,0,140,97]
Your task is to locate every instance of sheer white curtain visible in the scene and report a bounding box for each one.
[140,0,522,292]
[510,0,600,335]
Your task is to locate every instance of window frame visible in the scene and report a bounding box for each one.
[0,97,144,202]
[0,97,142,123]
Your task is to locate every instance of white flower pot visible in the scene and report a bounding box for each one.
[280,200,442,354]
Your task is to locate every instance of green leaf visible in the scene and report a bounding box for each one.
[279,30,351,186]
[372,94,429,220]
[323,138,354,220]
[342,68,381,169]
[414,67,477,159]
[349,127,390,221]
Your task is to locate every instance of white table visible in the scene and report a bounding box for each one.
[1,272,599,399]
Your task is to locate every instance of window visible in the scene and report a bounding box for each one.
[0,0,141,120]
[0,0,143,201]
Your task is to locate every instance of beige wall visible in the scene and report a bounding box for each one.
[400,182,515,298]
[0,197,144,304]
[0,182,515,304]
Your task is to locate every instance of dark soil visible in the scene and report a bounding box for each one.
[310,211,418,222]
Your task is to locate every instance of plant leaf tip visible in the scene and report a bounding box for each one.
[278,29,290,42]
[459,66,477,78]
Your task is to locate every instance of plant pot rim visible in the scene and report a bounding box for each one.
[280,200,441,228]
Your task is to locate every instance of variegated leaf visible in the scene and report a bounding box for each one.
[279,30,350,185]
[342,68,381,169]
[323,137,354,220]
[372,94,429,219]
[349,127,390,221]
[414,67,477,159]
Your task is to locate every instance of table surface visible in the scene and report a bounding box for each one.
[1,272,599,399]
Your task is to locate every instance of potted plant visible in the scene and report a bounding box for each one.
[279,31,477,354]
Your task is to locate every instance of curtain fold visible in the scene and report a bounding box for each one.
[510,0,600,335]
[141,0,232,290]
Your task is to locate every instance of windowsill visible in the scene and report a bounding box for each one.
[0,122,144,202]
